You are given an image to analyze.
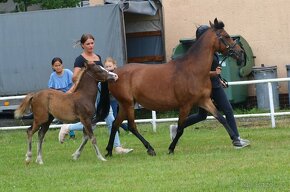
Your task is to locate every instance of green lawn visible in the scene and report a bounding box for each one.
[0,119,290,192]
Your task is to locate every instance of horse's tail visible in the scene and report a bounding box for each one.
[14,93,34,119]
[95,82,110,122]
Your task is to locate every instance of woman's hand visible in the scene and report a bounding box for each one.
[216,66,222,75]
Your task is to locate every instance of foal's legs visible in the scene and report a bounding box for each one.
[72,130,89,160]
[35,116,53,164]
[81,118,106,161]
[26,121,40,164]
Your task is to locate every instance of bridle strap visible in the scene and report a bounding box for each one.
[86,70,106,82]
[215,31,238,57]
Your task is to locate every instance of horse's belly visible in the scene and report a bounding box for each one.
[136,97,178,111]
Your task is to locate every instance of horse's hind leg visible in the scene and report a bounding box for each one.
[72,131,89,160]
[202,100,237,141]
[25,121,40,164]
[35,116,53,164]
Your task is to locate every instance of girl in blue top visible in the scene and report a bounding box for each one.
[48,57,73,93]
[48,57,75,138]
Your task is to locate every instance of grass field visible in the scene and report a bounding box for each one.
[1,118,290,192]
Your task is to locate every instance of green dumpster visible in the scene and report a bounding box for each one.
[171,35,255,104]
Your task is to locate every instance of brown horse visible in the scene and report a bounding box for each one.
[14,63,118,164]
[105,18,245,157]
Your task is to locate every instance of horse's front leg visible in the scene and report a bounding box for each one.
[105,109,125,157]
[72,132,89,160]
[129,122,156,156]
[105,123,117,157]
[168,106,191,154]
[82,119,106,161]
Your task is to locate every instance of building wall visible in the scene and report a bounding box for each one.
[91,0,290,95]
[89,0,104,5]
[162,0,290,94]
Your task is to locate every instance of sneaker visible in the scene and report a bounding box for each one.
[232,139,250,149]
[115,147,133,154]
[238,137,250,144]
[59,124,70,143]
[169,124,178,141]
[69,135,76,140]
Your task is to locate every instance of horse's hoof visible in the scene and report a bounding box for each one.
[25,157,32,164]
[25,159,31,165]
[147,149,156,156]
[72,152,81,160]
[35,157,44,165]
[105,152,112,157]
[99,156,107,161]
[168,149,174,155]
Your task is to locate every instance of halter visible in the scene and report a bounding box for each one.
[215,30,239,57]
[86,68,107,82]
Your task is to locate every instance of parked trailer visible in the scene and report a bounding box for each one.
[0,4,126,113]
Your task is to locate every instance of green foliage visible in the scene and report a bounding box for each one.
[40,0,82,9]
[1,121,290,191]
[9,0,82,12]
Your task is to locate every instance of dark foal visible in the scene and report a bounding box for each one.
[15,63,118,164]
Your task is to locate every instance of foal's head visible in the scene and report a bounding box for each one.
[210,18,245,65]
[85,63,118,82]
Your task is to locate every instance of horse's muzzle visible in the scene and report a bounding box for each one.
[108,72,118,81]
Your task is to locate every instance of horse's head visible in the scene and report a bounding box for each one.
[210,18,245,65]
[86,63,118,82]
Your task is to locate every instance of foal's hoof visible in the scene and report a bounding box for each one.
[25,159,31,165]
[35,158,44,165]
[98,156,107,162]
[147,149,156,156]
[72,152,81,160]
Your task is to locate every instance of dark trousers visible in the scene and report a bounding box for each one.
[110,99,128,131]
[183,86,239,139]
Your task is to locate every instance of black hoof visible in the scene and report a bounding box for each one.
[147,149,156,156]
[105,152,112,157]
[168,149,174,155]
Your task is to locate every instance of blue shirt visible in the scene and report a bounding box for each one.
[48,69,73,93]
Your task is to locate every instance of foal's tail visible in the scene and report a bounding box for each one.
[95,82,110,122]
[14,93,34,119]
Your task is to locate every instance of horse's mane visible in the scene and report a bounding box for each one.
[174,19,225,64]
[73,67,86,92]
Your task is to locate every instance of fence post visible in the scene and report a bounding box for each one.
[151,111,157,132]
[268,82,276,128]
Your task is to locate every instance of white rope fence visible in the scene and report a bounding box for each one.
[1,77,290,131]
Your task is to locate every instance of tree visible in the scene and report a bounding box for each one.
[10,0,82,12]
[40,0,82,9]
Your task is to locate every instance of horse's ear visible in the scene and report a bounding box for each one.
[209,20,214,28]
[214,18,219,25]
[84,61,88,69]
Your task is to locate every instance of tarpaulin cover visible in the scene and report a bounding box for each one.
[0,4,126,96]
